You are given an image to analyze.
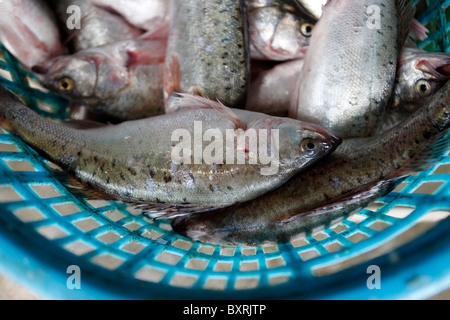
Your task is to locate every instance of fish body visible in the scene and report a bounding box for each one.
[378,47,450,133]
[0,88,340,212]
[0,0,64,69]
[172,80,450,246]
[48,0,142,52]
[290,0,414,139]
[246,59,304,116]
[247,0,315,61]
[91,0,169,33]
[164,0,249,113]
[33,38,166,121]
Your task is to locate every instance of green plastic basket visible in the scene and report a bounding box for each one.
[0,0,449,299]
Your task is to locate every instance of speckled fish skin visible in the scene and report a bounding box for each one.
[91,0,169,33]
[0,87,340,209]
[172,80,450,246]
[164,0,249,113]
[247,0,316,61]
[33,39,166,121]
[246,59,304,116]
[48,0,142,52]
[290,0,413,139]
[377,47,450,133]
[0,0,64,69]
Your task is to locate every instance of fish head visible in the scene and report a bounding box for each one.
[33,55,98,101]
[393,48,450,112]
[248,0,315,61]
[273,119,341,172]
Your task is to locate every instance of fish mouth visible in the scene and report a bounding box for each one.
[302,122,342,147]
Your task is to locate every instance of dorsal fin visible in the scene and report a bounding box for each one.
[396,0,416,51]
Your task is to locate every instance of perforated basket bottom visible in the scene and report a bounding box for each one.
[0,0,449,300]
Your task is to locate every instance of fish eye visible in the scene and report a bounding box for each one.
[415,80,431,96]
[300,23,314,37]
[301,139,317,152]
[57,78,74,91]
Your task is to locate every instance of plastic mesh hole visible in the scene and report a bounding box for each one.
[265,256,286,269]
[155,250,183,266]
[73,217,102,233]
[241,248,257,256]
[36,100,56,113]
[347,213,367,224]
[367,220,392,232]
[64,240,96,256]
[0,142,20,152]
[384,205,416,219]
[324,241,345,253]
[51,203,81,216]
[3,159,37,172]
[141,229,163,241]
[220,247,235,256]
[13,207,46,222]
[234,277,259,290]
[312,231,329,241]
[432,164,450,175]
[347,231,370,244]
[0,185,24,202]
[363,201,385,212]
[26,76,48,92]
[392,181,410,192]
[134,265,166,283]
[0,68,13,81]
[91,253,125,270]
[185,258,209,271]
[29,183,63,199]
[103,210,126,222]
[123,221,143,232]
[86,199,110,208]
[196,244,216,255]
[331,223,350,233]
[412,181,445,195]
[169,273,198,288]
[239,260,259,271]
[213,261,233,272]
[290,237,309,248]
[172,239,193,251]
[268,274,290,286]
[203,277,227,290]
[37,224,68,240]
[299,248,321,261]
[261,244,278,254]
[96,231,123,244]
[121,240,146,254]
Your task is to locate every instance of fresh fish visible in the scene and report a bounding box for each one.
[48,0,142,52]
[32,38,166,121]
[0,0,64,69]
[290,0,415,139]
[377,47,450,133]
[246,59,304,116]
[0,89,340,215]
[91,0,169,34]
[172,80,450,246]
[163,0,249,113]
[247,0,316,61]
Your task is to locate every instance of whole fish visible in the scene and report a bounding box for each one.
[0,0,64,69]
[172,81,450,246]
[247,0,316,61]
[0,88,340,215]
[48,0,142,52]
[246,59,304,116]
[377,47,450,133]
[290,0,415,139]
[163,0,249,113]
[32,38,166,121]
[91,0,169,34]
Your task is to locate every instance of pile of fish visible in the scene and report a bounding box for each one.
[0,0,449,246]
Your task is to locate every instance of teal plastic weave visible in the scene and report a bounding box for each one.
[0,0,449,299]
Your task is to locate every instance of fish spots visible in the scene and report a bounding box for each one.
[209,184,214,192]
[163,172,172,183]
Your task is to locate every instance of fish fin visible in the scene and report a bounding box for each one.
[390,129,450,178]
[136,202,230,220]
[277,179,401,225]
[59,119,110,130]
[172,93,243,129]
[139,22,170,40]
[48,168,118,201]
[396,0,416,50]
[163,54,182,112]
[409,18,429,41]
[125,39,167,68]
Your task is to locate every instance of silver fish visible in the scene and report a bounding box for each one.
[163,0,249,113]
[290,0,415,139]
[295,0,327,20]
[0,89,340,215]
[172,80,450,246]
[0,0,64,69]
[247,0,315,61]
[377,47,450,133]
[33,38,166,121]
[48,0,142,52]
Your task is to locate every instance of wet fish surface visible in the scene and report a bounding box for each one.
[48,0,142,52]
[164,0,250,113]
[0,88,340,215]
[33,38,167,121]
[247,0,316,61]
[0,0,64,69]
[290,0,415,139]
[172,80,450,246]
